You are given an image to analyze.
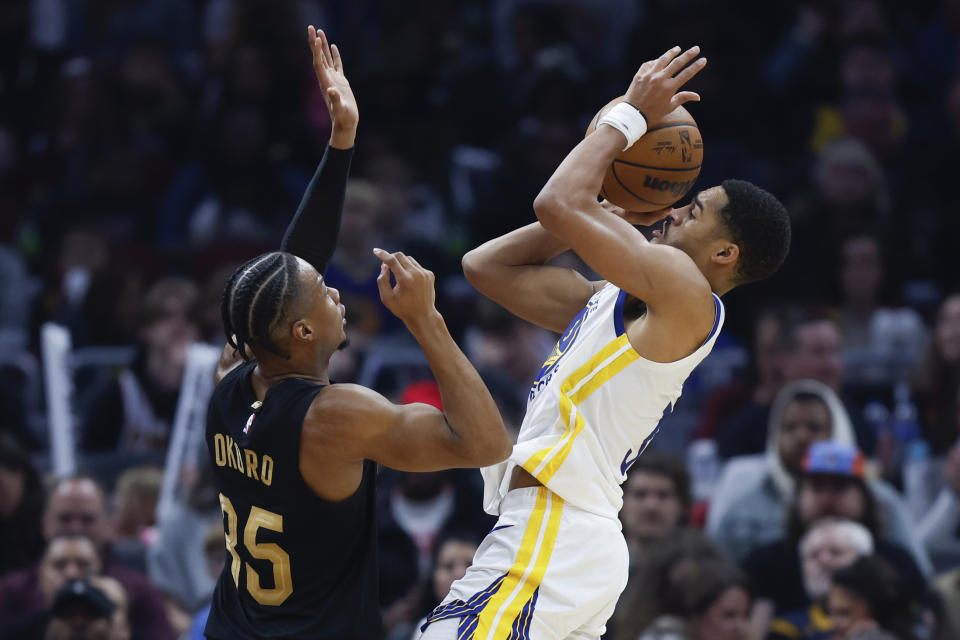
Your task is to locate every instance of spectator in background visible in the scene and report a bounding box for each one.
[80,277,199,456]
[636,560,751,640]
[913,293,960,455]
[146,462,221,615]
[828,556,919,640]
[779,138,892,304]
[610,452,694,638]
[0,434,45,575]
[708,380,850,562]
[694,307,789,442]
[155,104,309,249]
[709,380,918,566]
[833,234,927,391]
[743,442,929,622]
[410,530,480,640]
[610,529,728,640]
[91,575,131,640]
[110,466,163,574]
[917,442,960,571]
[717,311,876,459]
[933,560,960,640]
[465,299,555,391]
[42,579,117,640]
[378,469,492,637]
[767,518,874,640]
[40,476,175,640]
[324,178,394,343]
[0,534,101,637]
[620,452,692,565]
[184,524,227,640]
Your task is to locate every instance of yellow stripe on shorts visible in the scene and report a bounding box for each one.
[523,334,638,483]
[474,488,564,640]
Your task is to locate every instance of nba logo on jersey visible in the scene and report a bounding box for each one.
[243,401,262,434]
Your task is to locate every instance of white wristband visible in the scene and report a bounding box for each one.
[598,102,648,151]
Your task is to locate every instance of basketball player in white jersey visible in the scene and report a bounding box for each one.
[419,46,791,640]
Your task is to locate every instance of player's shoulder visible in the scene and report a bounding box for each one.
[642,245,713,309]
[302,383,396,443]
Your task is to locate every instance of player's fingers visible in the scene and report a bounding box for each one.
[670,91,701,109]
[373,248,408,276]
[672,57,707,87]
[331,43,343,72]
[653,46,681,71]
[393,251,414,271]
[663,45,700,77]
[307,25,316,46]
[372,247,399,269]
[376,264,393,298]
[406,255,435,280]
[317,29,332,67]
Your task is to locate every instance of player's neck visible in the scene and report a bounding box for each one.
[703,270,733,297]
[252,355,330,392]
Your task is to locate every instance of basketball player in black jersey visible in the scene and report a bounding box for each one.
[203,28,512,640]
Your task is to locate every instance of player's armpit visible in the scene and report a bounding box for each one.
[303,384,505,471]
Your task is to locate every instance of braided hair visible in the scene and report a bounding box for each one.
[220,251,303,360]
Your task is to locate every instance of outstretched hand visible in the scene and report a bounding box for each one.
[625,45,706,123]
[308,25,358,146]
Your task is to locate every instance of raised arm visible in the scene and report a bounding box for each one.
[305,249,512,471]
[279,26,358,274]
[462,222,600,333]
[217,27,359,383]
[532,46,709,316]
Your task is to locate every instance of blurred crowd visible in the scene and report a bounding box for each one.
[1,0,960,639]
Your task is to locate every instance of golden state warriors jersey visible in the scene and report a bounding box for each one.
[480,283,724,519]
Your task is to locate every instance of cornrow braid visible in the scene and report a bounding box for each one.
[220,251,302,360]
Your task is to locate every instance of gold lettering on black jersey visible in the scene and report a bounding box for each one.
[214,434,227,467]
[261,455,274,486]
[244,449,259,481]
[213,432,275,488]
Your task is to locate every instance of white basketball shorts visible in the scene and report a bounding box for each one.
[420,486,629,640]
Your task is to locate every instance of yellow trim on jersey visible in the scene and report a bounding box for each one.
[522,333,640,484]
[522,335,627,473]
[475,488,563,640]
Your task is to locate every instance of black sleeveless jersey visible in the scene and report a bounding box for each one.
[204,361,380,639]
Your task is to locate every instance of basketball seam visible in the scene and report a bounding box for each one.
[613,160,702,172]
[644,123,699,134]
[610,163,679,207]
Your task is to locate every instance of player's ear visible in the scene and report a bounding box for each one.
[713,242,739,266]
[292,319,313,341]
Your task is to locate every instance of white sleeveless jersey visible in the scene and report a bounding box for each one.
[481,283,725,519]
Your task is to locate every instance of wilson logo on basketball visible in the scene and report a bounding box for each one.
[643,175,695,198]
[679,130,692,163]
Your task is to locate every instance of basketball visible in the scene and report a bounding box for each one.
[586,97,703,212]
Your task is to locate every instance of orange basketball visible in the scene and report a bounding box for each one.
[586,98,703,212]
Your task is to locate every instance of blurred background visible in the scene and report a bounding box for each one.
[1,1,960,639]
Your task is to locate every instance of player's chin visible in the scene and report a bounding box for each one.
[337,337,350,351]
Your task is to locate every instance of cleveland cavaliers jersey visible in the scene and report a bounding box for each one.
[481,283,724,519]
[204,360,380,640]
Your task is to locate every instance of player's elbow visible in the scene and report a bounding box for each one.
[456,418,512,466]
[532,188,568,232]
[461,249,486,287]
[471,432,513,467]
